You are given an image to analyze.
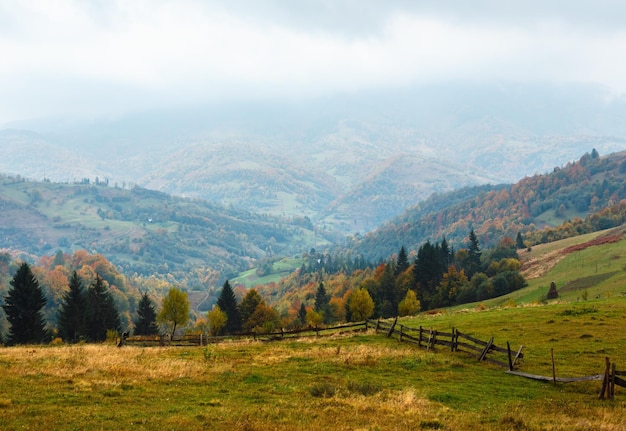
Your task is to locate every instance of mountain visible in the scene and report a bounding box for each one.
[0,176,331,287]
[341,150,626,261]
[2,82,626,233]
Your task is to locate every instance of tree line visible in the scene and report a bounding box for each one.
[209,229,527,334]
[1,228,527,343]
[1,262,162,345]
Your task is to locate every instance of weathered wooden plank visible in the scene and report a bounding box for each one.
[435,340,453,348]
[489,344,510,354]
[427,330,435,351]
[401,333,420,343]
[456,331,489,347]
[387,317,398,338]
[478,337,494,361]
[455,342,483,354]
[614,375,626,388]
[434,331,454,338]
[513,345,524,364]
[506,370,604,383]
[482,357,509,368]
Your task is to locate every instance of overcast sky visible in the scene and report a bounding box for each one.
[1,0,626,125]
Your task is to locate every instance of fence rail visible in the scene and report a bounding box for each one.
[367,318,524,371]
[121,321,368,347]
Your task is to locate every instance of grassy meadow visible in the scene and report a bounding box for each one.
[2,227,626,430]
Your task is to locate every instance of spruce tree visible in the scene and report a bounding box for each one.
[395,246,410,276]
[134,292,159,335]
[216,280,241,334]
[516,232,525,249]
[3,263,48,345]
[85,275,121,342]
[298,303,307,326]
[467,229,482,279]
[315,282,334,323]
[57,271,87,343]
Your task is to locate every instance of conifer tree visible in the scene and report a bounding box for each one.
[298,303,307,326]
[395,246,410,276]
[57,271,87,343]
[516,232,525,249]
[314,282,329,312]
[216,280,241,334]
[85,275,121,342]
[2,263,48,345]
[467,229,482,279]
[314,282,332,323]
[134,292,159,335]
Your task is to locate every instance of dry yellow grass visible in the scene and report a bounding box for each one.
[1,331,626,430]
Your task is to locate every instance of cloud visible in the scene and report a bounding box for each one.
[1,0,625,123]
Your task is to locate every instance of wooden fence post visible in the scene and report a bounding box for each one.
[387,317,398,338]
[551,348,557,385]
[611,362,616,400]
[599,357,610,399]
[419,326,423,347]
[507,342,513,371]
[399,325,403,343]
[513,345,524,369]
[478,337,494,362]
[427,328,435,351]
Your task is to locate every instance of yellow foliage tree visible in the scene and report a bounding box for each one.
[206,305,227,336]
[348,288,375,321]
[398,290,421,317]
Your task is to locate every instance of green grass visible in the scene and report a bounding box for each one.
[1,325,625,430]
[232,257,303,288]
[4,226,626,429]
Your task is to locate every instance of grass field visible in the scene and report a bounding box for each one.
[231,257,303,288]
[3,228,626,430]
[2,297,626,431]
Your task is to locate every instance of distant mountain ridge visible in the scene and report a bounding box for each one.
[2,82,626,233]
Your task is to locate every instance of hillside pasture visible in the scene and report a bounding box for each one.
[2,315,626,431]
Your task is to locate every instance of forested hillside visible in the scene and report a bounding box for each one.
[343,149,626,261]
[0,176,331,289]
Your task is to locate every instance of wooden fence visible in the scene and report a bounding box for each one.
[599,357,626,400]
[367,317,524,371]
[121,321,368,347]
[367,317,625,400]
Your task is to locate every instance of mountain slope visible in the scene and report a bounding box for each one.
[0,176,329,286]
[3,83,626,234]
[343,150,626,260]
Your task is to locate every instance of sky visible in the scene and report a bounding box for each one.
[1,0,626,125]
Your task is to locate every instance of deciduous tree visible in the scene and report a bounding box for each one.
[398,289,420,317]
[157,287,189,337]
[206,305,227,336]
[348,288,375,321]
[239,289,263,329]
